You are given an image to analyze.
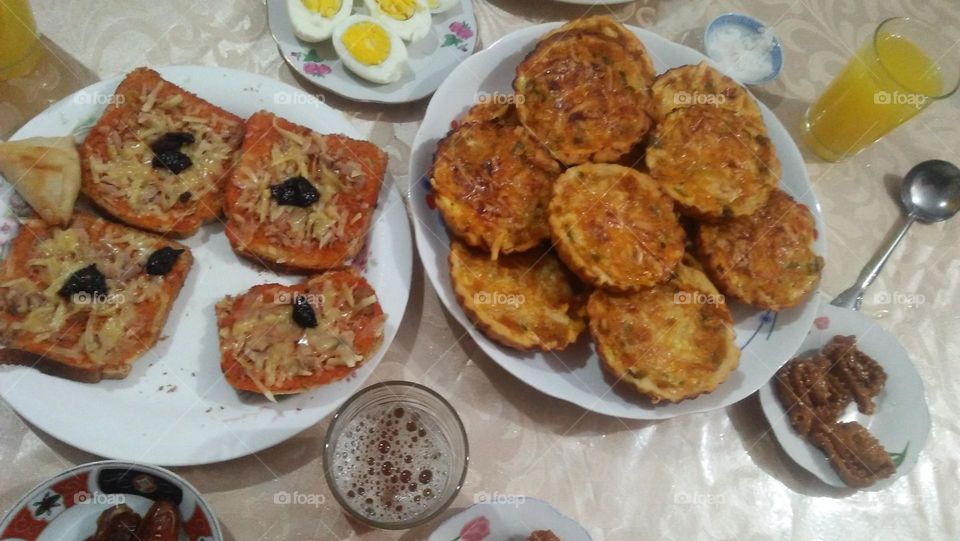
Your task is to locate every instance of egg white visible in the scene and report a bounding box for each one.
[426,0,458,13]
[333,15,409,84]
[363,0,432,42]
[287,0,353,42]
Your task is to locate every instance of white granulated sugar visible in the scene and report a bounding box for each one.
[710,24,776,82]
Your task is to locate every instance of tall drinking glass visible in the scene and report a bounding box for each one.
[0,0,40,80]
[803,17,960,162]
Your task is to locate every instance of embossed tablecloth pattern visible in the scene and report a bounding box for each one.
[2,1,960,540]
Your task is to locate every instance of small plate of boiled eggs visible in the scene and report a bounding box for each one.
[268,0,478,103]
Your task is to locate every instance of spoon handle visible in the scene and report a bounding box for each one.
[831,216,917,311]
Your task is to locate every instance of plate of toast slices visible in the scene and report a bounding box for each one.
[426,498,592,541]
[758,301,929,490]
[0,65,412,465]
[409,17,826,419]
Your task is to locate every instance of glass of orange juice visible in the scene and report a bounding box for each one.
[803,17,960,162]
[0,0,41,80]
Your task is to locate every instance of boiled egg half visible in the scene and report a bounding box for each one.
[332,15,409,84]
[363,0,432,42]
[287,0,352,42]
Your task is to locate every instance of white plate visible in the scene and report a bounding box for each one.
[758,301,930,489]
[427,498,591,541]
[408,23,826,420]
[0,65,412,466]
[267,0,479,104]
[0,460,221,540]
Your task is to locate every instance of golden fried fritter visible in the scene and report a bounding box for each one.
[696,189,823,310]
[650,61,763,122]
[548,164,684,291]
[588,261,740,403]
[514,17,654,165]
[646,105,780,219]
[449,240,586,351]
[431,116,562,259]
[459,100,517,124]
[542,15,657,85]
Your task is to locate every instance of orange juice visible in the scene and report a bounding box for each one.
[804,29,945,161]
[0,0,40,80]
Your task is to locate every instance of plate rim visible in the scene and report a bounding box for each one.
[425,497,592,540]
[0,64,413,466]
[406,21,826,420]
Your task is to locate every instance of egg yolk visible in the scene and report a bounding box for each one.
[343,23,392,66]
[301,0,341,17]
[376,0,417,20]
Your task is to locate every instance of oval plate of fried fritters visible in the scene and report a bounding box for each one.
[409,17,826,419]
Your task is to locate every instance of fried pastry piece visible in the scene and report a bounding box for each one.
[0,136,81,226]
[697,189,824,311]
[646,105,780,219]
[0,214,192,381]
[527,531,562,541]
[588,261,740,403]
[431,111,561,258]
[448,240,586,351]
[650,61,762,122]
[822,335,887,414]
[549,164,684,291]
[541,15,657,85]
[459,100,518,124]
[80,67,245,236]
[810,421,896,488]
[215,269,384,398]
[775,356,850,436]
[514,16,654,165]
[224,111,386,271]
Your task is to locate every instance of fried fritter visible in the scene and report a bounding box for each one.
[810,422,896,488]
[775,356,851,436]
[459,100,517,124]
[448,240,586,351]
[822,335,887,415]
[697,189,823,310]
[548,164,684,291]
[588,261,740,403]
[431,115,562,259]
[542,15,657,85]
[514,17,654,165]
[646,105,780,219]
[650,61,763,122]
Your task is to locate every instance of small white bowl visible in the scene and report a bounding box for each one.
[704,12,783,85]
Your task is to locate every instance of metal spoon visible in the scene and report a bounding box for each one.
[831,159,960,311]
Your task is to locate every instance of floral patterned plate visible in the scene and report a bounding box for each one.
[0,460,221,540]
[266,0,478,104]
[427,498,591,541]
[757,299,930,490]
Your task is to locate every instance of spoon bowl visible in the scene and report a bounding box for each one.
[901,159,960,222]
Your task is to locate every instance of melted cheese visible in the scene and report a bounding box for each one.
[0,221,176,365]
[87,81,242,216]
[220,278,379,394]
[232,121,368,249]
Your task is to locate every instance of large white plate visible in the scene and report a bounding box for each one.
[408,23,826,420]
[0,66,412,466]
[267,0,479,104]
[758,300,930,490]
[427,498,591,541]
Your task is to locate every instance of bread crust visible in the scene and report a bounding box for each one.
[430,115,561,259]
[0,214,193,382]
[514,17,653,165]
[588,261,739,403]
[80,67,244,237]
[224,111,386,271]
[448,240,586,351]
[215,269,384,396]
[646,105,780,219]
[696,189,823,310]
[548,164,685,291]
